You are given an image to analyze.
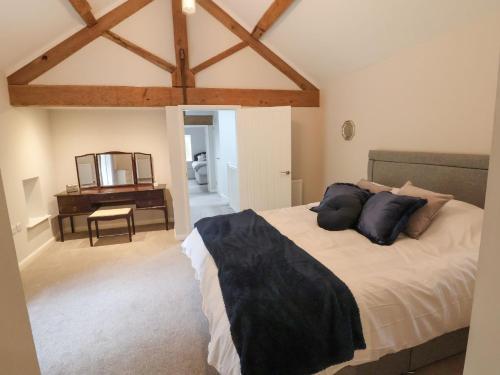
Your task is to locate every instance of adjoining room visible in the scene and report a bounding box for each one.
[184,110,236,225]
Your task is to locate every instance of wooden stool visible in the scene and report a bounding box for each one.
[87,208,135,247]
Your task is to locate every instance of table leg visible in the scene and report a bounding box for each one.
[87,219,93,247]
[163,206,169,230]
[70,216,75,233]
[58,215,65,242]
[131,211,136,235]
[126,216,132,242]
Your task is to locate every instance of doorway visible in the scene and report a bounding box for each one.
[184,110,237,225]
[166,105,292,240]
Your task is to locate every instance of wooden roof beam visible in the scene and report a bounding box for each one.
[69,0,97,26]
[8,85,184,107]
[192,1,295,75]
[251,0,294,39]
[192,41,247,74]
[103,31,176,73]
[196,0,317,91]
[8,0,153,85]
[9,85,319,107]
[171,0,195,88]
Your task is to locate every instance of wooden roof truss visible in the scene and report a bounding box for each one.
[8,0,319,107]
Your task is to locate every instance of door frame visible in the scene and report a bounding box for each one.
[166,105,240,240]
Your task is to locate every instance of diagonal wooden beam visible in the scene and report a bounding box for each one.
[192,41,247,74]
[68,0,175,74]
[8,0,153,85]
[196,0,316,91]
[68,0,97,26]
[251,0,294,39]
[192,1,294,75]
[8,85,319,107]
[171,0,195,88]
[103,31,176,73]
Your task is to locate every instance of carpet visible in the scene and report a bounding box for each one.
[21,226,217,375]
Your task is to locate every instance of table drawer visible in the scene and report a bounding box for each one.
[90,193,134,203]
[136,198,164,208]
[58,196,92,214]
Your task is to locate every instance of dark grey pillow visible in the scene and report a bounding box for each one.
[317,195,363,231]
[357,192,427,246]
[311,183,371,213]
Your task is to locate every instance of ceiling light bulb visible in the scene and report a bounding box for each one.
[182,0,196,14]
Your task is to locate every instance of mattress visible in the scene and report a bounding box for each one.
[182,199,483,375]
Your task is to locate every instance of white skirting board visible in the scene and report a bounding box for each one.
[292,179,303,206]
[19,237,55,270]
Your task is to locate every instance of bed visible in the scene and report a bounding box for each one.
[192,152,208,185]
[182,150,489,375]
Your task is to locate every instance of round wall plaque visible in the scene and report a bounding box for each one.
[342,120,356,141]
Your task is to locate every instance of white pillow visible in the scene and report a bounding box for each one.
[418,199,483,249]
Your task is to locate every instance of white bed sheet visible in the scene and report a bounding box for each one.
[182,200,483,375]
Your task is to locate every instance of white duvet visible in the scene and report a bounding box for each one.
[182,200,483,375]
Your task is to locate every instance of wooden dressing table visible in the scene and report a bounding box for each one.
[56,151,169,242]
[55,184,168,242]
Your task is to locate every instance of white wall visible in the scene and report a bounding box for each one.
[323,13,500,184]
[185,127,206,158]
[463,54,500,375]
[0,171,40,374]
[49,108,174,228]
[0,72,56,262]
[291,107,324,203]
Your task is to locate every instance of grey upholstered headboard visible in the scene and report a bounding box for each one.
[368,150,490,208]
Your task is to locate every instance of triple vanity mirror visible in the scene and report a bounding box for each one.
[75,152,154,189]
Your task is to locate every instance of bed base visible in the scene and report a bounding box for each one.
[336,328,468,375]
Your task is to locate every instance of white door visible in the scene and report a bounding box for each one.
[237,106,292,211]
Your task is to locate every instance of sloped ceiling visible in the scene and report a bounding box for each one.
[1,0,500,87]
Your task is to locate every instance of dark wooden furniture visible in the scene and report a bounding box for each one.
[87,207,135,247]
[55,184,168,241]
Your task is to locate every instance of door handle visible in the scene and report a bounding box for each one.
[280,170,291,175]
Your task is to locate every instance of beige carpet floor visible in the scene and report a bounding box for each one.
[21,226,217,375]
[21,225,465,375]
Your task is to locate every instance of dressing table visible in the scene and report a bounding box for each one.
[55,151,168,241]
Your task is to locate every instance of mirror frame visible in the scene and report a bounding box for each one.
[96,151,137,188]
[134,152,155,185]
[75,153,99,190]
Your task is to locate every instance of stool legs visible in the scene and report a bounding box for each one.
[87,219,93,247]
[96,221,100,238]
[126,216,132,242]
